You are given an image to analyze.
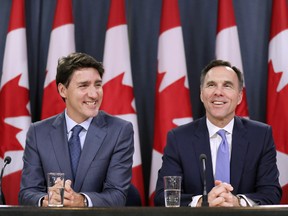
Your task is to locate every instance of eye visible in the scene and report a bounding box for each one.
[95,81,102,87]
[224,83,233,88]
[206,82,215,87]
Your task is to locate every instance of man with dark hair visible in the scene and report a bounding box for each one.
[19,52,134,207]
[154,59,281,207]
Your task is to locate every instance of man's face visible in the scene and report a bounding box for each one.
[58,67,103,123]
[200,66,242,126]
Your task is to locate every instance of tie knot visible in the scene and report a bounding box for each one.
[217,129,226,139]
[72,125,83,136]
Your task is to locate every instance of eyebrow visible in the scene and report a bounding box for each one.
[78,79,102,85]
[205,80,234,86]
[223,80,234,86]
[205,80,215,85]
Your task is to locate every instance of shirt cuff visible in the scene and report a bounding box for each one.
[237,194,257,207]
[189,195,202,207]
[81,193,92,207]
[38,196,45,207]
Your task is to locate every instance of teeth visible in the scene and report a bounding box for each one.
[213,101,224,105]
[85,101,96,105]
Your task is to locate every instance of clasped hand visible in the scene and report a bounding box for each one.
[198,180,240,207]
[42,180,86,207]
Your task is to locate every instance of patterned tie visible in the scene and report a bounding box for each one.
[69,125,83,178]
[215,129,230,183]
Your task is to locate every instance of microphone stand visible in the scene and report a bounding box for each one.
[0,156,12,205]
[199,154,209,207]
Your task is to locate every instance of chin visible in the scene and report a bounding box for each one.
[90,110,99,117]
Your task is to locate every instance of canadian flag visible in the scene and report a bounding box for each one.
[101,0,145,205]
[0,0,31,204]
[149,0,193,205]
[41,0,75,119]
[215,0,249,117]
[267,0,288,204]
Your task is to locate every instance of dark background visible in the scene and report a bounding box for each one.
[0,0,276,202]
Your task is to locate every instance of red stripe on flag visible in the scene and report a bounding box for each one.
[217,0,236,33]
[159,0,181,34]
[107,0,126,29]
[52,0,74,29]
[8,0,25,32]
[269,0,288,39]
[131,165,145,205]
[2,171,22,205]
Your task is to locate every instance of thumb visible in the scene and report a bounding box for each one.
[65,179,72,190]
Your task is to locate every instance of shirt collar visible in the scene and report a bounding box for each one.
[206,117,234,138]
[65,109,93,133]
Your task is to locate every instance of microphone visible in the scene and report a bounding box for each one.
[199,154,209,207]
[0,156,12,205]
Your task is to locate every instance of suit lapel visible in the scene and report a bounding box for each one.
[50,113,74,180]
[74,111,107,191]
[193,117,215,191]
[230,117,249,193]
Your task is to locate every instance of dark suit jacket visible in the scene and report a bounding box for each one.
[154,116,282,206]
[19,111,134,206]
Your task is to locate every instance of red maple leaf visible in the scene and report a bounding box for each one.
[101,72,135,115]
[236,88,249,117]
[153,72,192,153]
[267,61,288,154]
[41,80,65,119]
[0,75,30,157]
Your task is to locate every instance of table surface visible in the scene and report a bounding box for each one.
[1,205,288,216]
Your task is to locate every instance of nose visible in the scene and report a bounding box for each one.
[213,86,223,96]
[87,86,98,98]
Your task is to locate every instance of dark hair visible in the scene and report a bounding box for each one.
[56,52,104,88]
[200,59,244,91]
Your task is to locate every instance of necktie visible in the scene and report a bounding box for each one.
[215,129,230,183]
[69,125,83,178]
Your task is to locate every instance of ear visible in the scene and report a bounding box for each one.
[200,90,204,103]
[58,83,67,99]
[237,90,243,105]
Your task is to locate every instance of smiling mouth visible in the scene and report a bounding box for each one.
[212,101,226,105]
[84,101,96,105]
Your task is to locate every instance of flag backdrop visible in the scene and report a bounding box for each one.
[267,0,288,204]
[0,0,31,204]
[149,0,193,205]
[1,0,287,205]
[41,0,75,119]
[101,0,145,205]
[216,0,249,117]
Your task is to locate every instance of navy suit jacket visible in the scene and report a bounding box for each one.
[154,116,282,206]
[19,111,134,206]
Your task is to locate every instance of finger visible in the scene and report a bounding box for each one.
[49,190,62,202]
[65,180,73,192]
[209,196,225,207]
[214,180,222,186]
[215,182,234,192]
[65,179,72,186]
[209,184,230,198]
[217,201,234,207]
